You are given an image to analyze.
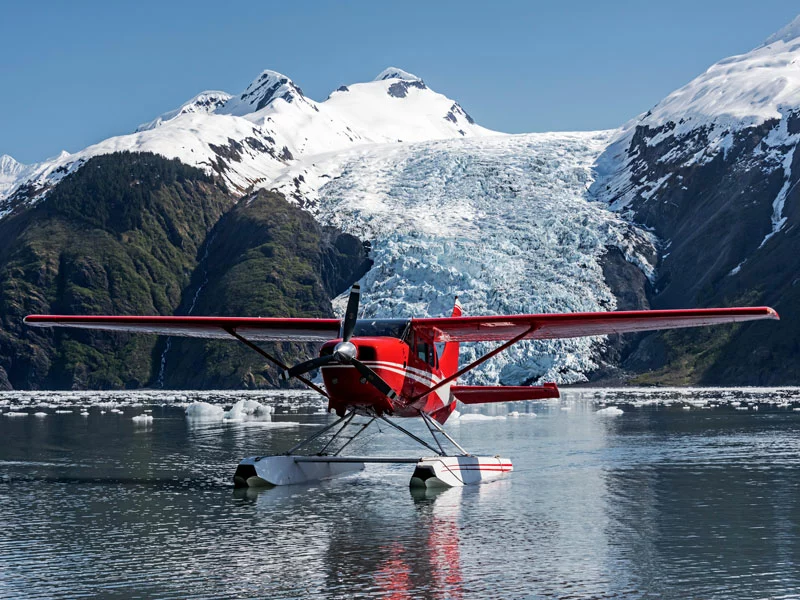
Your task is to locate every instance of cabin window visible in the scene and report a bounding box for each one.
[416,340,437,368]
[417,342,428,363]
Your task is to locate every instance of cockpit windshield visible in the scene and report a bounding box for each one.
[352,319,411,340]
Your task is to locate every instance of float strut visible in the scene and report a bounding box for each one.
[284,411,355,455]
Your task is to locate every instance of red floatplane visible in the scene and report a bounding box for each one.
[25,285,778,488]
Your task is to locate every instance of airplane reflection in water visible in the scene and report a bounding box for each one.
[233,482,512,599]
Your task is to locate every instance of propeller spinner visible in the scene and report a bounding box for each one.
[283,284,398,402]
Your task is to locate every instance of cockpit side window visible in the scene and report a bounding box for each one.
[415,337,437,368]
[417,341,428,363]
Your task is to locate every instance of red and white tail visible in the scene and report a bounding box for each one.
[451,297,462,318]
[439,297,462,377]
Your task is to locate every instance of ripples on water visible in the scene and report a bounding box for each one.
[1,388,800,599]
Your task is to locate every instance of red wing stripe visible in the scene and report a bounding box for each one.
[413,306,779,342]
[448,466,513,470]
[23,315,341,342]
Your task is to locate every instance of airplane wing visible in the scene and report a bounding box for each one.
[23,315,342,342]
[411,307,779,342]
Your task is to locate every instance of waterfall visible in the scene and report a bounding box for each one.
[157,232,217,387]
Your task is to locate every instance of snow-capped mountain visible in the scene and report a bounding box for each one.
[595,16,800,221]
[0,155,29,199]
[593,18,800,297]
[136,91,232,131]
[0,67,494,218]
[589,15,800,383]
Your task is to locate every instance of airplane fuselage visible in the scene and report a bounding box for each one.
[320,335,457,422]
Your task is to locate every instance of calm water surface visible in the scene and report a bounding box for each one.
[1,389,800,599]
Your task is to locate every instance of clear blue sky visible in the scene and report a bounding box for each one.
[1,1,797,164]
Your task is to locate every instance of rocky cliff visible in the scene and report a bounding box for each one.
[591,26,799,384]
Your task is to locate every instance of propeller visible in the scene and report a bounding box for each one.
[282,284,398,401]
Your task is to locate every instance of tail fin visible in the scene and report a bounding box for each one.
[451,296,462,318]
[439,297,462,377]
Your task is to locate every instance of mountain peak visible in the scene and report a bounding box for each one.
[763,14,800,46]
[220,70,305,116]
[0,154,29,201]
[1,154,22,171]
[374,67,422,82]
[137,90,232,132]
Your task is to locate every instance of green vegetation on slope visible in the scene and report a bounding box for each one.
[0,153,372,390]
[161,189,371,389]
[0,152,234,389]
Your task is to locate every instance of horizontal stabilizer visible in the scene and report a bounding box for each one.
[452,383,559,404]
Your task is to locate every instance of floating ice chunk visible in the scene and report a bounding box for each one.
[596,406,623,417]
[132,414,153,424]
[55,410,73,414]
[449,410,461,420]
[682,406,691,411]
[224,399,274,422]
[4,411,27,417]
[457,413,505,421]
[509,411,520,418]
[560,406,572,412]
[80,411,89,417]
[185,402,225,421]
[34,412,47,417]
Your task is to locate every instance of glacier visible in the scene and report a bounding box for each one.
[273,132,656,385]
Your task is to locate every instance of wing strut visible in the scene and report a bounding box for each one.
[224,327,329,399]
[411,325,537,402]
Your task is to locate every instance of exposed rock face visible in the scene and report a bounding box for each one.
[599,116,794,309]
[594,116,797,384]
[587,246,653,384]
[590,26,800,384]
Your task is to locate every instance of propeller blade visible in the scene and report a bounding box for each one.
[341,283,361,342]
[351,358,398,402]
[284,354,335,379]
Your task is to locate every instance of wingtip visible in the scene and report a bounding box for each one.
[23,315,50,327]
[766,307,780,320]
